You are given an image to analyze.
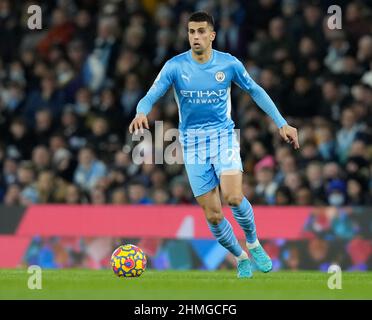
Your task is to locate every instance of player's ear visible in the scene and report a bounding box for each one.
[210,31,216,41]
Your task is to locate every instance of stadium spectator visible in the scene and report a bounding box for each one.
[6,117,33,159]
[88,117,121,161]
[16,161,35,190]
[120,73,144,121]
[89,187,107,204]
[315,124,337,162]
[111,188,128,204]
[326,179,347,207]
[0,0,18,63]
[274,185,293,205]
[215,13,242,57]
[23,74,66,126]
[1,158,18,189]
[305,161,326,204]
[64,184,84,204]
[3,183,21,206]
[284,171,304,194]
[151,188,170,204]
[255,166,277,205]
[274,154,297,185]
[83,16,121,91]
[336,108,364,164]
[37,7,75,58]
[128,180,153,204]
[35,170,67,203]
[294,186,313,206]
[344,2,371,43]
[168,175,192,204]
[95,88,123,135]
[73,146,107,193]
[286,76,320,118]
[324,30,350,74]
[59,107,87,153]
[31,145,51,173]
[319,78,350,123]
[347,178,368,205]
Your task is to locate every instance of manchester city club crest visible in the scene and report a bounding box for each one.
[215,71,225,82]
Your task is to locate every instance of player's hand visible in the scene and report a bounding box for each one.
[129,113,149,134]
[279,124,300,150]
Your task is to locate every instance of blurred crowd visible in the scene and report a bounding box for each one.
[0,0,372,206]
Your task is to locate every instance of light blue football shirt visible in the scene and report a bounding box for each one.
[137,49,287,142]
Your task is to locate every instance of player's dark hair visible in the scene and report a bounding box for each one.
[188,11,214,29]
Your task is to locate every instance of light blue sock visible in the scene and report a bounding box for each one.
[207,218,243,257]
[231,197,257,244]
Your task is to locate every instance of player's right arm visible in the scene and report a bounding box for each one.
[129,61,174,134]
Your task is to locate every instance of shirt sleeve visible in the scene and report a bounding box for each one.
[136,61,174,115]
[232,58,288,128]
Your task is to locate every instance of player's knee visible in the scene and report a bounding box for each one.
[207,214,223,225]
[226,194,243,207]
[206,210,223,225]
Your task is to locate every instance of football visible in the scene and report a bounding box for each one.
[111,244,147,277]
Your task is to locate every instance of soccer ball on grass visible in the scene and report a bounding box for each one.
[111,244,147,277]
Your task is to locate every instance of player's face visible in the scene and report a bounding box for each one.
[188,21,215,54]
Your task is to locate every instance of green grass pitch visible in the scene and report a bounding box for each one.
[1,269,372,300]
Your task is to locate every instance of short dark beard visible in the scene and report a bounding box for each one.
[193,49,203,55]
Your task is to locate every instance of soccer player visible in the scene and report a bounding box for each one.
[129,12,299,278]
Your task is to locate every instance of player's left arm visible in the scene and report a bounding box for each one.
[232,59,299,150]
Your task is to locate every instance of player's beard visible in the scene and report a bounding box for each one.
[192,45,204,55]
[193,49,203,55]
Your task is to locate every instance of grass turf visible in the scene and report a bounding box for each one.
[0,269,371,300]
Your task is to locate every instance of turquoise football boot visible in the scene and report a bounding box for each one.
[248,244,272,273]
[237,258,253,278]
